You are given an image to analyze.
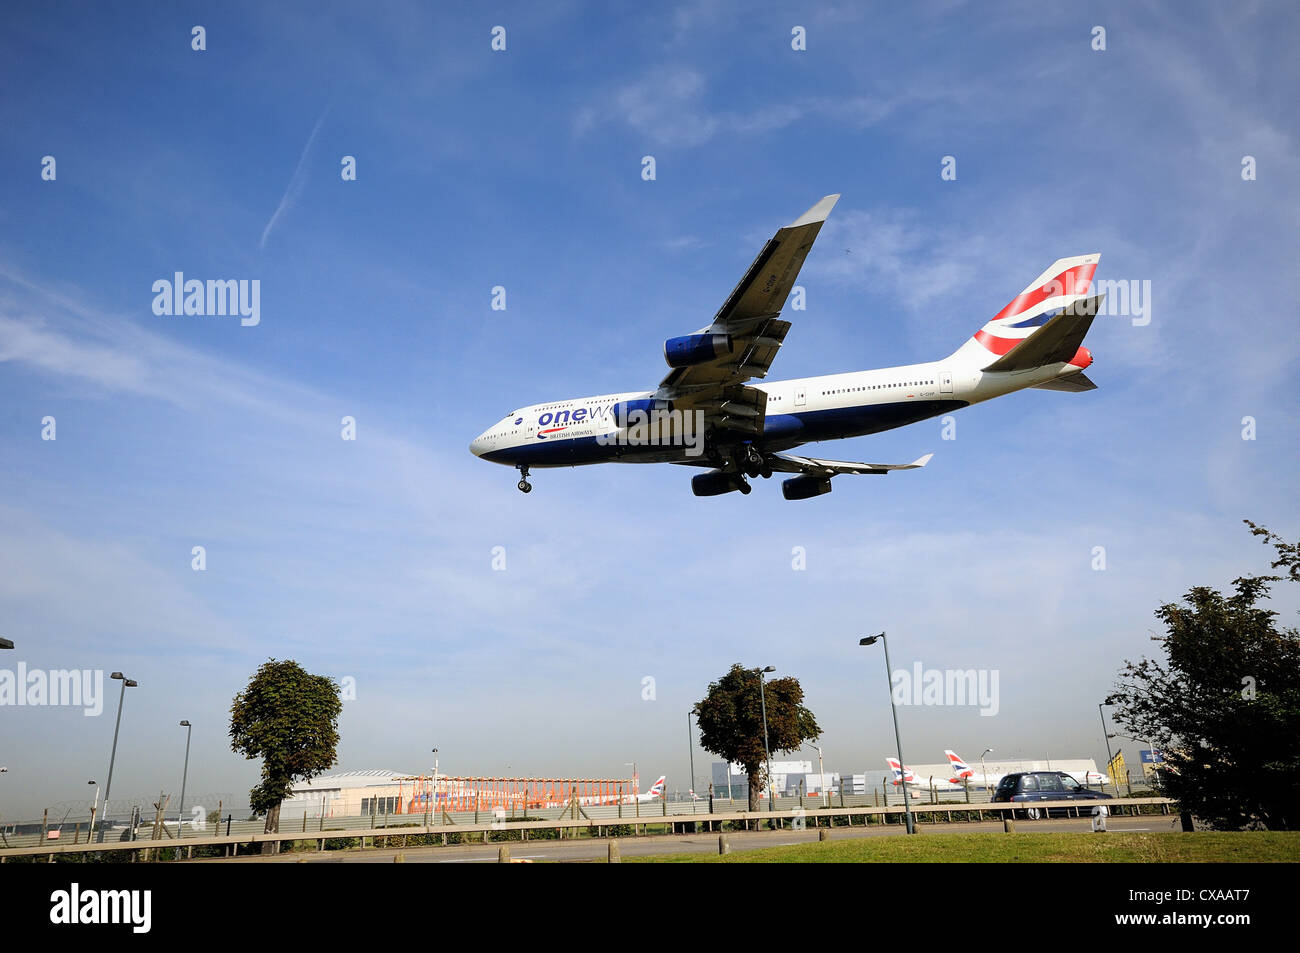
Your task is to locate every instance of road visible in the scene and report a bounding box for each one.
[195,815,1177,863]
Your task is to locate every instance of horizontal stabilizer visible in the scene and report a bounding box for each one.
[982,294,1106,373]
[769,451,933,477]
[1032,372,1097,392]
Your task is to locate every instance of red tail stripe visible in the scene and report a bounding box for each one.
[973,329,1021,354]
[989,262,1097,324]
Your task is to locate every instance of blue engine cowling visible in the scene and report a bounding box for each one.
[692,471,743,496]
[612,398,672,429]
[664,333,732,368]
[781,475,833,500]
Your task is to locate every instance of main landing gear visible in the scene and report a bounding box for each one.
[738,445,773,480]
[517,465,532,494]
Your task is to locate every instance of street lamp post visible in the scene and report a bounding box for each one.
[177,721,192,838]
[97,672,137,842]
[1099,703,1116,782]
[687,707,698,814]
[88,780,99,833]
[859,634,915,834]
[755,666,776,810]
[810,744,827,807]
[980,748,993,796]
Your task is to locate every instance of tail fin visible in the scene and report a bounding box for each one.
[648,776,666,797]
[886,758,916,785]
[945,749,973,779]
[963,255,1100,370]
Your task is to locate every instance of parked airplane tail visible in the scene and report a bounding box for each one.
[962,254,1103,374]
[945,749,974,779]
[886,758,916,785]
[647,775,666,797]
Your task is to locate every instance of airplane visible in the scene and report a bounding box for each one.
[945,749,1111,791]
[470,194,1103,499]
[887,758,964,795]
[945,749,1002,790]
[1082,770,1112,788]
[630,776,666,803]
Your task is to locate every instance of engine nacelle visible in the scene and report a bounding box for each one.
[781,475,833,500]
[664,333,732,369]
[692,470,743,497]
[612,397,672,429]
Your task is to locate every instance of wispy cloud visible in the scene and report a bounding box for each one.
[575,67,925,148]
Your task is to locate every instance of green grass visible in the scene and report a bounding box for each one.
[629,831,1300,863]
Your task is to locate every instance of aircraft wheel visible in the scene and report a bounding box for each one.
[517,480,532,493]
[760,465,773,479]
[738,480,752,495]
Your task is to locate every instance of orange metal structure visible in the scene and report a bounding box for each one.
[394,777,635,814]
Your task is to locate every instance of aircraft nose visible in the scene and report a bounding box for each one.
[469,432,487,457]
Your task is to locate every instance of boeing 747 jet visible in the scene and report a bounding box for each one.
[470,195,1103,499]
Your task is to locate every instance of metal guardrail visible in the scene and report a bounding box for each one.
[0,787,1152,849]
[0,797,1177,861]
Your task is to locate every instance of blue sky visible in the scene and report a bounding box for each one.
[1,1,1298,818]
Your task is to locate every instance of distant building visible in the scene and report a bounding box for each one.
[801,772,839,796]
[841,774,868,796]
[711,760,814,798]
[279,770,412,820]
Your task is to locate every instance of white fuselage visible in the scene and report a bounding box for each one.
[470,346,1083,469]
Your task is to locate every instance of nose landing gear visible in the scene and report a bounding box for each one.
[517,465,532,494]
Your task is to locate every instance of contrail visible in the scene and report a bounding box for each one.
[259,105,331,250]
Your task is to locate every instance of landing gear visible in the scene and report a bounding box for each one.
[516,465,532,494]
[739,445,766,479]
[738,478,752,495]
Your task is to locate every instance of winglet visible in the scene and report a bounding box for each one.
[911,453,934,468]
[788,193,840,228]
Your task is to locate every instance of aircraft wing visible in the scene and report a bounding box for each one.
[657,194,839,396]
[767,451,934,477]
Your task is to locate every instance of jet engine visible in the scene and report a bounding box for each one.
[691,470,750,496]
[664,333,732,368]
[781,475,832,500]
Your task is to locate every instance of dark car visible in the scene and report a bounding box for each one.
[991,771,1113,819]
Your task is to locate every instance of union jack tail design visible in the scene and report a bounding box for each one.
[647,776,666,797]
[945,749,974,781]
[968,254,1099,366]
[886,758,917,785]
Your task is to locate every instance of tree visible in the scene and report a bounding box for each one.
[1107,521,1300,830]
[694,664,821,811]
[229,659,342,847]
